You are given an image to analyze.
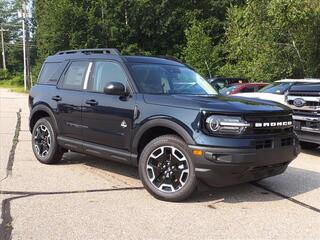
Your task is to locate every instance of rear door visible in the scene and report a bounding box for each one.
[54,60,92,140]
[82,60,135,150]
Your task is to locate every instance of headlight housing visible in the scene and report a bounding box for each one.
[205,115,250,135]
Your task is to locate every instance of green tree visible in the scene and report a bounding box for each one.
[183,21,219,77]
[220,0,320,81]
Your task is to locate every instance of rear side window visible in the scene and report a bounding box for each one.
[61,61,89,90]
[38,62,67,85]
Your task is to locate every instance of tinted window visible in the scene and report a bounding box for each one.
[38,62,67,85]
[61,61,89,90]
[240,86,255,93]
[89,61,128,92]
[259,82,294,94]
[220,85,237,94]
[130,64,217,95]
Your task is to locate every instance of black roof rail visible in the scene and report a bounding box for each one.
[55,48,121,55]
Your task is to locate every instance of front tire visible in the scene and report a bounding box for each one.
[31,117,63,164]
[139,135,197,202]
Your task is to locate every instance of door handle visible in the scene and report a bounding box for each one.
[85,99,98,106]
[52,95,62,101]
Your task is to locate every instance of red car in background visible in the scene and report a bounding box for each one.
[220,83,268,95]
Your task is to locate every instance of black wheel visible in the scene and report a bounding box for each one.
[300,142,319,150]
[31,117,63,164]
[139,135,197,202]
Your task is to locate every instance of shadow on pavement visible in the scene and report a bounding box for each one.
[58,152,320,205]
[59,151,140,180]
[301,148,320,157]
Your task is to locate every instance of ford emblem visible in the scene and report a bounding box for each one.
[293,98,306,107]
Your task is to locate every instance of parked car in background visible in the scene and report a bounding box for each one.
[208,77,247,91]
[286,83,320,149]
[235,79,320,104]
[220,83,268,95]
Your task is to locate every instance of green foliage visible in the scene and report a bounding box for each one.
[183,21,219,77]
[220,0,320,81]
[34,0,244,66]
[0,69,9,80]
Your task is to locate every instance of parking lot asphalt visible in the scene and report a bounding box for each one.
[0,88,319,240]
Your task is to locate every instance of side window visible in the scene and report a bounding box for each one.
[240,86,255,93]
[61,61,89,90]
[38,62,67,85]
[89,61,128,92]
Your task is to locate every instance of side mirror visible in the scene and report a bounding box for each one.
[104,82,128,96]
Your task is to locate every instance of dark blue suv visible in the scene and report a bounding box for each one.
[29,49,300,201]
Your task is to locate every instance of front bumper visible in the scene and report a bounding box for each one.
[295,130,320,145]
[189,141,300,187]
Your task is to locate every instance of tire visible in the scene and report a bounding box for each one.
[300,141,319,150]
[31,117,63,164]
[139,135,197,202]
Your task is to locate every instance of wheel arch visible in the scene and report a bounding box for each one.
[29,104,59,134]
[132,119,195,159]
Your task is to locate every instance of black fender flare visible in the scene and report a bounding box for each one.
[132,119,195,154]
[30,104,59,133]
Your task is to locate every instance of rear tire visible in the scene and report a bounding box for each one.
[300,142,319,150]
[31,117,63,164]
[139,135,197,202]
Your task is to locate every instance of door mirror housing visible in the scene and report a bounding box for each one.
[104,82,128,96]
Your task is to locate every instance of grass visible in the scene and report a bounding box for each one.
[0,74,29,93]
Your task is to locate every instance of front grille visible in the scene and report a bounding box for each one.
[288,92,320,97]
[255,139,273,149]
[288,100,320,107]
[294,120,320,130]
[244,114,293,135]
[254,137,293,149]
[293,110,320,116]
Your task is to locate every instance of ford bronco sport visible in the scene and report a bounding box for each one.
[29,48,300,201]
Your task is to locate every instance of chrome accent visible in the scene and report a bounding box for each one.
[220,122,250,127]
[83,62,93,90]
[287,95,320,102]
[287,104,320,111]
[293,115,320,122]
[301,126,320,133]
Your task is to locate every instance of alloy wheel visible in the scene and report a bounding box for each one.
[146,146,189,192]
[34,124,51,158]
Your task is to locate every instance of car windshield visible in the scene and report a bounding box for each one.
[259,82,294,94]
[220,85,238,94]
[129,63,217,95]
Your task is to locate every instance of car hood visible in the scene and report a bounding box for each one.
[143,94,290,114]
[234,92,286,104]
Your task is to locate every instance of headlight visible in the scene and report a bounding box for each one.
[205,115,250,135]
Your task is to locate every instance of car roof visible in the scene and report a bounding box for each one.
[275,78,320,83]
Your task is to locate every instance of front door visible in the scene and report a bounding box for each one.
[82,60,135,151]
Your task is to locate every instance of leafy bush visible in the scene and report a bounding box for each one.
[0,69,10,80]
